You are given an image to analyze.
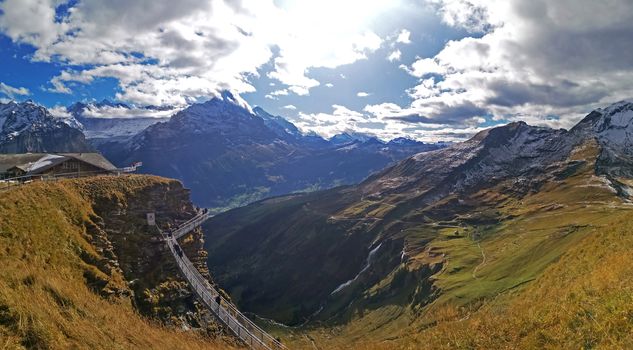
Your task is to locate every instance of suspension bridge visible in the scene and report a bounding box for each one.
[158,210,288,350]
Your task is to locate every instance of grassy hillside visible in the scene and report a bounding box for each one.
[412,209,633,349]
[286,142,633,349]
[0,176,233,349]
[204,133,633,349]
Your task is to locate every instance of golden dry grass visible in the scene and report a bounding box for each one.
[0,176,234,349]
[410,210,633,349]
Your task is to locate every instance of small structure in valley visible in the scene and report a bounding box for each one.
[146,213,156,226]
[0,153,118,179]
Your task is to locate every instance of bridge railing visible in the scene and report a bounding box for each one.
[172,211,214,239]
[159,217,287,350]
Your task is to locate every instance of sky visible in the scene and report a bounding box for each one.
[1,0,633,142]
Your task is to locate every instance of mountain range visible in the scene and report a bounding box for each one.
[0,94,443,209]
[95,92,444,209]
[4,95,633,348]
[0,101,92,153]
[200,100,633,348]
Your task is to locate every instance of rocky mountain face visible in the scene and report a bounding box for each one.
[0,101,92,153]
[360,121,573,203]
[75,176,220,331]
[0,176,230,349]
[99,91,443,209]
[570,100,633,177]
[201,101,633,347]
[253,106,305,141]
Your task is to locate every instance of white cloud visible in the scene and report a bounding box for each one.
[292,101,481,142]
[48,106,72,119]
[3,0,632,142]
[389,0,633,131]
[295,104,366,138]
[267,30,383,95]
[325,83,334,88]
[408,77,439,99]
[0,0,280,105]
[288,86,311,96]
[265,89,289,100]
[0,0,393,104]
[357,92,371,97]
[0,0,66,51]
[79,105,182,119]
[388,49,402,62]
[428,0,494,33]
[282,104,297,110]
[406,58,446,77]
[0,82,30,98]
[396,29,411,44]
[364,102,405,118]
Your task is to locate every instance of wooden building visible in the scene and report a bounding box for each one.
[0,153,117,179]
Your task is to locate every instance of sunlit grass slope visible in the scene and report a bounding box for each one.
[281,140,633,349]
[0,176,232,349]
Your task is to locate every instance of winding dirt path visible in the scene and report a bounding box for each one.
[472,242,486,279]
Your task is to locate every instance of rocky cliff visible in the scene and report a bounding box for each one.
[0,175,232,349]
[73,176,223,331]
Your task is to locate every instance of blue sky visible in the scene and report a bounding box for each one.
[0,1,467,111]
[0,35,121,106]
[1,0,633,141]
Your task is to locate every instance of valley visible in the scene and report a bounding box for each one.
[202,102,633,349]
[96,92,443,210]
[3,97,633,349]
[1,1,632,349]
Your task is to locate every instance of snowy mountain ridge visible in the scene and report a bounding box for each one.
[0,101,73,140]
[0,101,92,153]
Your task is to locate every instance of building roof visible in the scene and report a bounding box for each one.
[61,153,117,172]
[0,154,47,173]
[16,154,67,174]
[0,153,117,176]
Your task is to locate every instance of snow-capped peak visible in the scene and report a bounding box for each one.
[213,90,252,113]
[0,100,92,153]
[0,101,64,135]
[571,100,633,147]
[252,106,303,138]
[596,100,633,117]
[574,100,633,131]
[387,137,424,146]
[178,91,255,124]
[330,131,378,145]
[596,101,633,130]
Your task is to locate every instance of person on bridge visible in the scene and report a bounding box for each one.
[215,295,221,305]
